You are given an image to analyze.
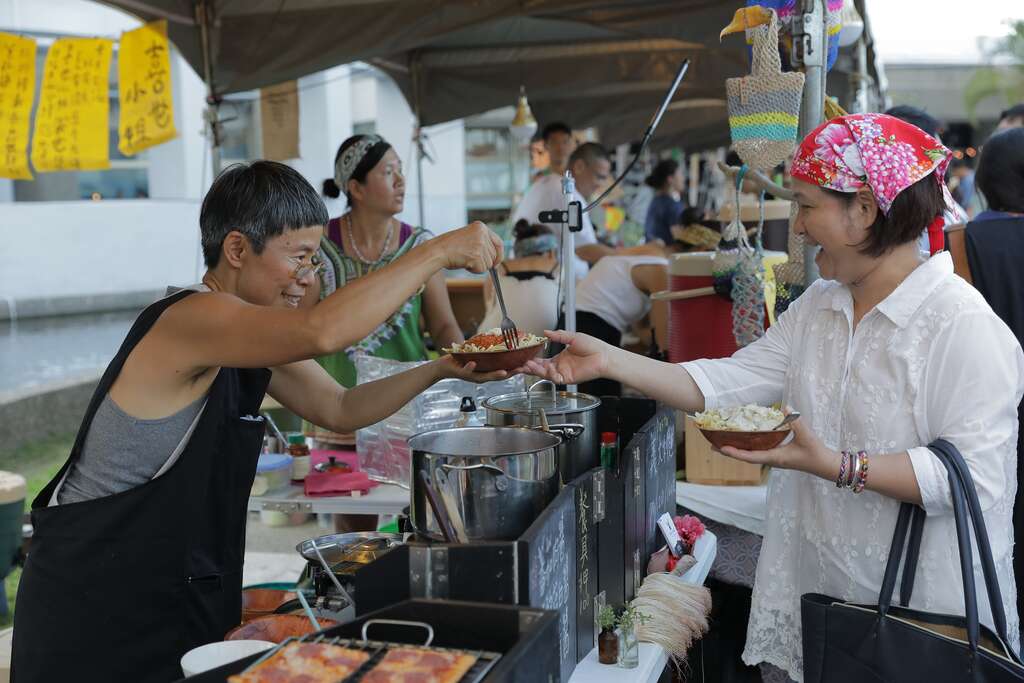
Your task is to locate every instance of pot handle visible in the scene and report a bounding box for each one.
[362,619,434,646]
[439,462,506,476]
[528,379,557,406]
[534,422,585,440]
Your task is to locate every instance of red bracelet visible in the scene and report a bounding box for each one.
[836,451,850,488]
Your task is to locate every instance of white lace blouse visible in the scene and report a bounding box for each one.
[682,253,1024,681]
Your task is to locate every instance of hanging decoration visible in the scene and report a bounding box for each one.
[31,37,113,172]
[723,7,805,171]
[0,32,37,180]
[711,165,747,300]
[731,189,767,347]
[259,81,300,161]
[118,20,177,156]
[745,0,844,71]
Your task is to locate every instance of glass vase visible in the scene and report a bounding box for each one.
[618,623,639,668]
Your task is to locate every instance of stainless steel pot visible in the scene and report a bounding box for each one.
[483,380,601,485]
[409,427,561,541]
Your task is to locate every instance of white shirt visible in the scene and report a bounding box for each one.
[576,255,667,332]
[682,252,1023,680]
[511,174,597,279]
[477,268,560,338]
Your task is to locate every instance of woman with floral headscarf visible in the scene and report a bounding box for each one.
[522,114,1024,680]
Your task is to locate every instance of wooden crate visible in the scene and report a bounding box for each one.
[683,415,766,485]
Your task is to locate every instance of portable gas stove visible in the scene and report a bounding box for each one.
[291,532,405,622]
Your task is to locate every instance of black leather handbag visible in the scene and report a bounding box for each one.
[802,439,1024,682]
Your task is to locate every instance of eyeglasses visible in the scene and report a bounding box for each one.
[291,254,324,281]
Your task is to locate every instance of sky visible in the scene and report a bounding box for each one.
[868,0,1020,64]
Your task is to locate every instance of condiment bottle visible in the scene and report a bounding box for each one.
[287,434,311,481]
[600,432,618,471]
[455,396,482,428]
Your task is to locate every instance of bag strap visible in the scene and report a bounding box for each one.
[877,439,1020,662]
[878,501,916,608]
[898,504,925,607]
[750,9,783,77]
[931,438,1012,644]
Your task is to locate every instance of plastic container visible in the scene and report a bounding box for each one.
[251,453,293,496]
[287,434,311,481]
[668,252,737,363]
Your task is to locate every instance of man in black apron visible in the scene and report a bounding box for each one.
[11,161,506,682]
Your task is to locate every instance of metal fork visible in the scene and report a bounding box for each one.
[489,267,519,349]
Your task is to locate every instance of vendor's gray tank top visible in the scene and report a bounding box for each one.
[56,284,214,505]
[56,394,205,505]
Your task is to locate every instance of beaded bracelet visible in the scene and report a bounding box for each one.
[852,451,870,494]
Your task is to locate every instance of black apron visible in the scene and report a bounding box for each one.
[11,290,271,683]
[964,216,1024,641]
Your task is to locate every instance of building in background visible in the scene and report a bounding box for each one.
[0,0,469,321]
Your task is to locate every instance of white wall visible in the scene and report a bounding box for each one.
[0,200,202,301]
[287,66,353,218]
[0,1,470,317]
[374,75,467,234]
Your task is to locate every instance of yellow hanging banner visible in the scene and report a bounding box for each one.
[118,20,177,156]
[0,32,37,180]
[31,37,113,172]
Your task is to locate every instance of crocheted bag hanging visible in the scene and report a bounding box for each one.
[726,8,806,170]
[711,167,747,301]
[731,190,767,348]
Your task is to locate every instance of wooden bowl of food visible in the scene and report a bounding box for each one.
[224,614,338,643]
[241,588,296,623]
[692,405,792,452]
[446,331,548,373]
[698,428,790,451]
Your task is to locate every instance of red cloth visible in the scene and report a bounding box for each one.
[304,449,378,497]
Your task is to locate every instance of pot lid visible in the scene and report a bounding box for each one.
[483,379,600,415]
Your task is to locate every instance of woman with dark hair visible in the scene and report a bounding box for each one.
[947,126,1024,624]
[315,134,465,386]
[525,114,1024,681]
[476,219,560,337]
[643,158,686,244]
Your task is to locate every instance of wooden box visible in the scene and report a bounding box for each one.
[684,414,766,485]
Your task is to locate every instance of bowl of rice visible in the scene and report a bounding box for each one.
[692,404,791,451]
[445,329,548,372]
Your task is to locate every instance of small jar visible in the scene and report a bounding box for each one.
[287,434,311,481]
[598,628,619,665]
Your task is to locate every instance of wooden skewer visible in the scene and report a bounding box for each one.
[651,286,716,302]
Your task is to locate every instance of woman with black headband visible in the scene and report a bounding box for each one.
[317,134,465,387]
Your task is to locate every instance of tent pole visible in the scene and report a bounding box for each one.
[794,0,826,286]
[411,54,426,230]
[196,0,221,180]
[561,171,577,392]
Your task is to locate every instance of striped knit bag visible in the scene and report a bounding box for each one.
[726,9,805,170]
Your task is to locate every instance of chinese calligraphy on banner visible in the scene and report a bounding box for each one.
[260,81,300,161]
[31,37,113,173]
[118,20,177,156]
[0,32,37,180]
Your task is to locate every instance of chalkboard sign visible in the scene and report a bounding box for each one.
[644,409,678,558]
[521,483,577,682]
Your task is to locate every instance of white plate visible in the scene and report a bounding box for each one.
[181,639,276,677]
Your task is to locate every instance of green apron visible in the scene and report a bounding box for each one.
[316,221,430,388]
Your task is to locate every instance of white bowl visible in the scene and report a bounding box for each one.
[181,639,275,677]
